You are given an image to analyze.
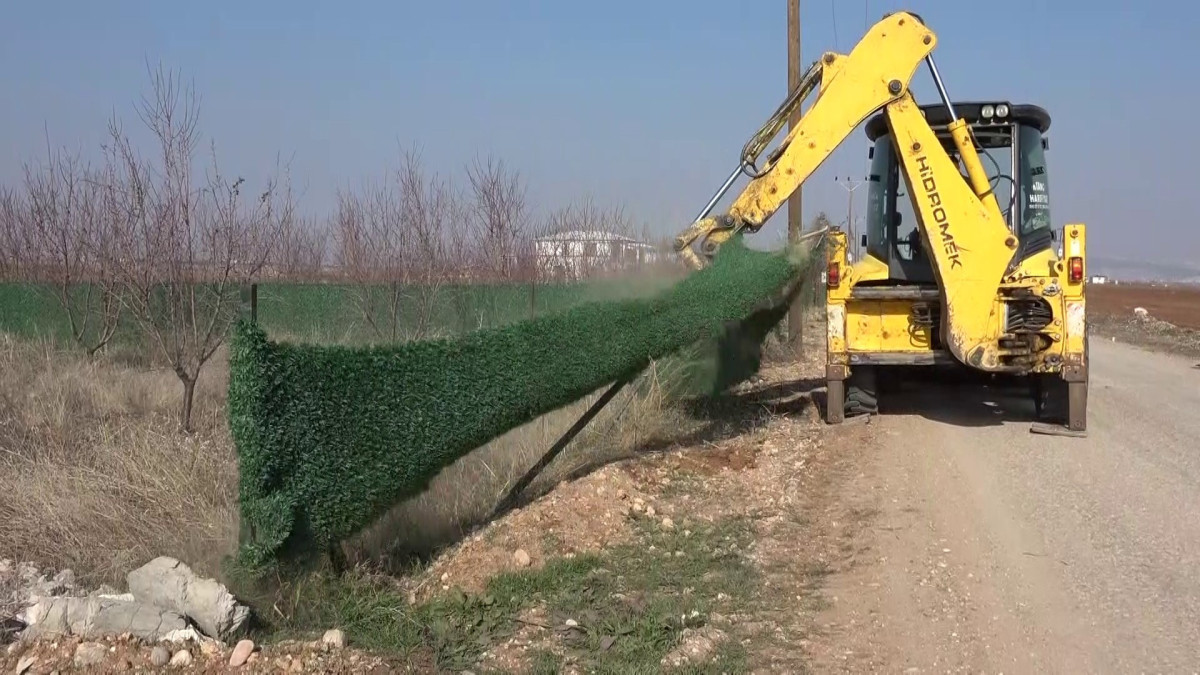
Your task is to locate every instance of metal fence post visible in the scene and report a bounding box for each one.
[240,283,258,324]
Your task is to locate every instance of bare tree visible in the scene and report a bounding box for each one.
[398,150,465,339]
[0,187,27,281]
[334,148,465,341]
[21,148,122,356]
[333,175,408,342]
[270,215,328,280]
[99,65,293,431]
[466,156,527,281]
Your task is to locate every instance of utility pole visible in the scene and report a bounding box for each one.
[835,175,863,258]
[787,0,804,354]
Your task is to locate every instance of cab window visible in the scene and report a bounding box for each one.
[1017,125,1051,235]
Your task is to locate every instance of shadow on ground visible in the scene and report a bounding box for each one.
[375,374,826,570]
[874,367,1041,428]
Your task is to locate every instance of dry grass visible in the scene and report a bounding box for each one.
[0,333,239,586]
[0,330,690,586]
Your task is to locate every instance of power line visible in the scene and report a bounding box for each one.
[831,0,840,51]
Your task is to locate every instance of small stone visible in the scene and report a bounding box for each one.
[632,502,645,513]
[662,517,675,530]
[199,640,220,656]
[73,642,107,669]
[169,649,193,667]
[564,619,578,627]
[513,549,532,567]
[229,639,255,667]
[150,646,170,667]
[646,506,657,517]
[440,572,449,582]
[248,653,259,663]
[15,656,36,675]
[322,629,347,650]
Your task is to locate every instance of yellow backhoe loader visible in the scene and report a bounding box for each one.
[675,10,1088,433]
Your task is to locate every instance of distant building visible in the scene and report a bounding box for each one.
[1088,275,1110,284]
[533,229,661,281]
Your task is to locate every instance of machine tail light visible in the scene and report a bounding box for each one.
[827,261,840,288]
[1068,256,1083,283]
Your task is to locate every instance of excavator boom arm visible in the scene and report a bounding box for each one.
[674,10,1026,370]
[675,11,1003,269]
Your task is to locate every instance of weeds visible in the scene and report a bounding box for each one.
[244,515,757,672]
[0,333,238,585]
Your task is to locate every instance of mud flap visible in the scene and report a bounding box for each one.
[826,378,845,424]
[1030,421,1088,438]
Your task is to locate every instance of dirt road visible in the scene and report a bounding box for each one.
[813,338,1200,673]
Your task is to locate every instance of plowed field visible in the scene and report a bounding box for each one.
[1088,282,1200,329]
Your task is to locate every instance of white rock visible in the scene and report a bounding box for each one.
[513,549,532,567]
[150,646,170,667]
[662,517,675,530]
[322,628,346,650]
[20,595,188,641]
[170,649,193,667]
[73,642,107,669]
[126,557,249,642]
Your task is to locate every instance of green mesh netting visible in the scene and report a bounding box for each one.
[228,236,809,569]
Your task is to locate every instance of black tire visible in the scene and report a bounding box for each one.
[846,366,879,417]
[1032,373,1069,424]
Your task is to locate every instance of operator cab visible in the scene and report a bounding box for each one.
[861,101,1053,283]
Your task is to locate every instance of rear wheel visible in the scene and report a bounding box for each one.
[1033,374,1068,423]
[846,366,879,417]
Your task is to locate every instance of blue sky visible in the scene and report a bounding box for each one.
[2,0,1196,264]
